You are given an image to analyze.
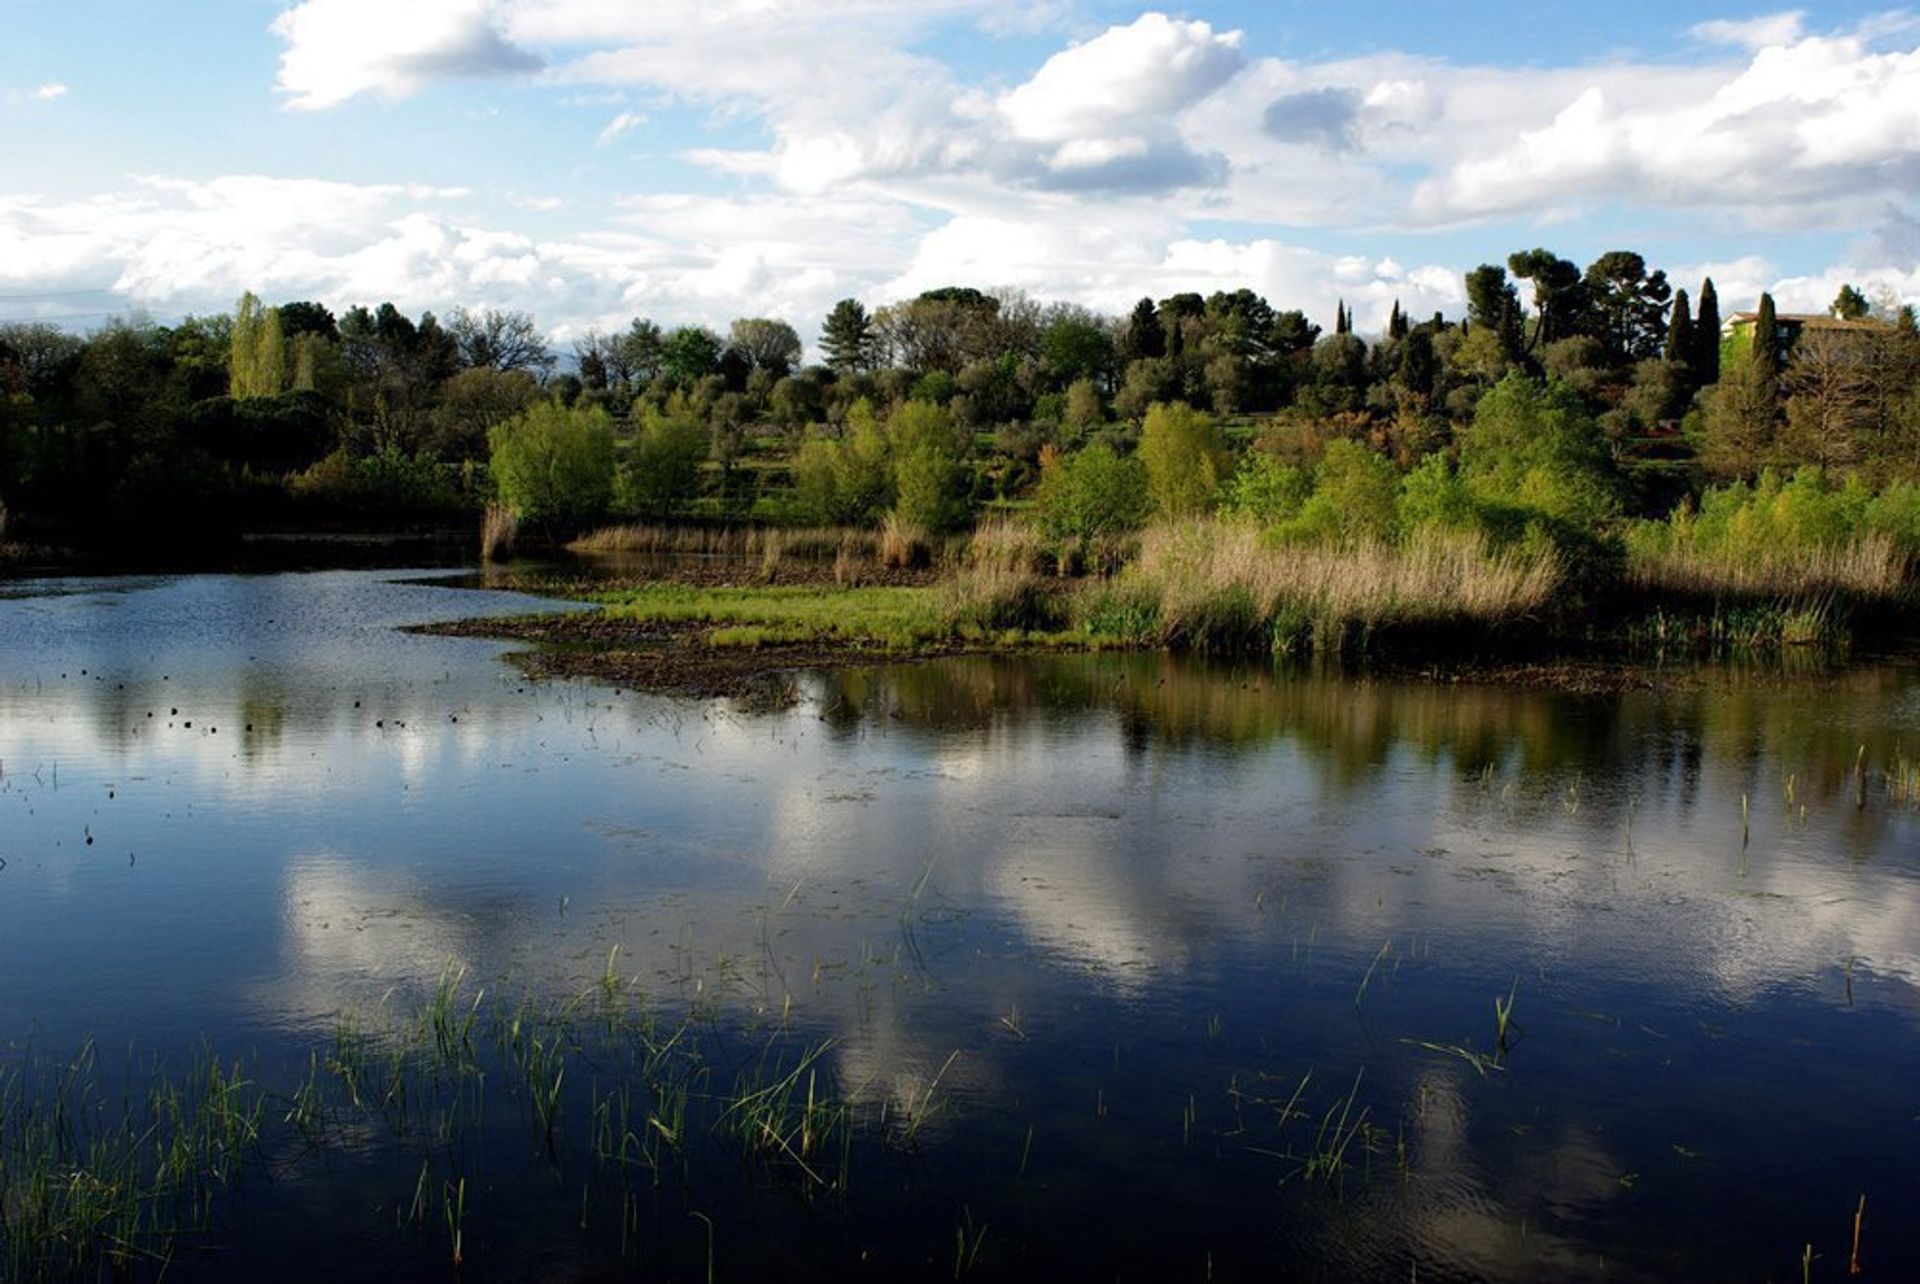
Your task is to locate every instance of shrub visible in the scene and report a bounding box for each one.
[1139,401,1227,519]
[488,400,616,530]
[1033,444,1149,546]
[1219,452,1310,526]
[620,396,707,520]
[1460,372,1619,529]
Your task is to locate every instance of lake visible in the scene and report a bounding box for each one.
[1,568,1915,1281]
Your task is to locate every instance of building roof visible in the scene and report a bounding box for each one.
[1724,311,1892,332]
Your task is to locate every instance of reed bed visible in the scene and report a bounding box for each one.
[1122,520,1563,653]
[1625,531,1910,600]
[479,501,518,562]
[569,523,879,562]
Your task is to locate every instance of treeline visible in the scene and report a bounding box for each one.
[2,249,1917,564]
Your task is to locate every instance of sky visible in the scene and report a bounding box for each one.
[2,1,1918,348]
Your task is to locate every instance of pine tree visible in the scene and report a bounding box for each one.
[820,298,875,374]
[1665,289,1692,364]
[1693,278,1721,385]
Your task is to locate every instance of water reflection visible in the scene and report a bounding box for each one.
[0,572,1916,1281]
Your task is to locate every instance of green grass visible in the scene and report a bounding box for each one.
[598,583,946,649]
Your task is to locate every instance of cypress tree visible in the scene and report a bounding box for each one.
[1693,278,1721,384]
[1122,297,1165,362]
[1665,288,1692,364]
[1335,301,1350,336]
[1389,300,1408,340]
[1752,292,1780,398]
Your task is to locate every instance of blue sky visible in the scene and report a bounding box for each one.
[2,2,1917,343]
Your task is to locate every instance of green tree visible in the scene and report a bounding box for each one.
[888,399,968,531]
[1583,251,1672,363]
[1693,278,1722,384]
[1665,288,1693,365]
[728,318,803,377]
[1139,401,1227,519]
[660,326,723,386]
[488,400,616,530]
[1120,297,1166,362]
[1034,444,1149,543]
[1063,378,1104,434]
[621,396,709,519]
[1752,292,1782,397]
[1507,249,1586,351]
[229,292,285,400]
[1465,264,1523,364]
[1460,372,1618,528]
[820,299,875,374]
[1832,284,1871,320]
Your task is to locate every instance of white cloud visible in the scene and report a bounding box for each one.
[272,0,541,109]
[4,82,69,105]
[1412,22,1920,226]
[595,110,643,145]
[997,13,1244,142]
[1690,11,1805,50]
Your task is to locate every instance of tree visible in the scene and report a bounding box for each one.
[1034,444,1149,543]
[820,299,876,374]
[1120,297,1165,362]
[450,308,554,374]
[888,400,968,531]
[1041,308,1116,390]
[1693,278,1722,385]
[1752,292,1782,396]
[1695,358,1780,480]
[431,367,540,461]
[229,292,285,400]
[622,396,709,519]
[1507,249,1586,351]
[1832,284,1871,320]
[1460,373,1618,528]
[1139,401,1227,519]
[488,400,615,530]
[728,318,803,377]
[1665,289,1693,365]
[1063,378,1104,434]
[278,301,338,341]
[659,326,723,387]
[619,320,664,386]
[1582,251,1671,363]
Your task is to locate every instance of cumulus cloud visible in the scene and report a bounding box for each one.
[1412,21,1920,226]
[273,0,542,109]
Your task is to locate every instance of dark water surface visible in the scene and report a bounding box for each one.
[1,569,1916,1281]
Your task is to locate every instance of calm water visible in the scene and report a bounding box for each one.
[1,569,1916,1281]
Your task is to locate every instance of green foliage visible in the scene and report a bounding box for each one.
[1220,451,1311,526]
[1397,454,1479,533]
[1460,372,1619,528]
[820,299,875,373]
[1139,401,1227,519]
[229,293,285,400]
[1279,439,1401,544]
[888,400,968,532]
[290,448,463,515]
[793,399,892,525]
[488,400,616,530]
[1034,444,1149,544]
[621,396,708,520]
